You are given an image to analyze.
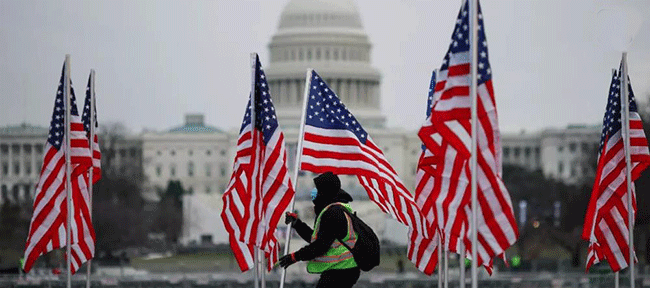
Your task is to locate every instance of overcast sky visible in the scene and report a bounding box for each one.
[1,0,649,134]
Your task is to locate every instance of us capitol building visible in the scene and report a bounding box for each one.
[0,0,600,247]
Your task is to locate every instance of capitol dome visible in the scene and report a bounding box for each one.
[265,0,385,128]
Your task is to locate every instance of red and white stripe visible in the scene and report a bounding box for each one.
[301,125,431,239]
[583,111,649,272]
[419,47,518,269]
[24,115,92,273]
[221,114,294,272]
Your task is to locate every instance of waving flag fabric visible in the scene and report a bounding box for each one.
[82,75,102,183]
[407,71,442,275]
[582,67,650,272]
[418,0,518,269]
[65,73,102,273]
[23,62,92,273]
[300,70,431,239]
[221,55,294,272]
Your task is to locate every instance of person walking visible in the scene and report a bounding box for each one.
[278,171,360,288]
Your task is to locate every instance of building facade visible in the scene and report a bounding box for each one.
[502,125,601,184]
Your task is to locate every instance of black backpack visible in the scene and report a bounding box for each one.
[339,208,380,271]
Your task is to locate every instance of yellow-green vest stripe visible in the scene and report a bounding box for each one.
[306,203,358,274]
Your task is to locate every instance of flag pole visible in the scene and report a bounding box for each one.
[444,248,449,288]
[64,54,73,288]
[260,248,266,288]
[621,52,635,288]
[249,53,260,288]
[468,0,480,287]
[437,237,442,288]
[459,241,465,288]
[611,68,620,288]
[279,68,312,288]
[85,69,96,288]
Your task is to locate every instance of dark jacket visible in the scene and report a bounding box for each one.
[292,173,354,261]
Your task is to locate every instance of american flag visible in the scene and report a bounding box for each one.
[82,73,101,183]
[65,73,102,272]
[221,55,294,272]
[582,68,650,272]
[23,62,92,273]
[407,71,441,275]
[418,0,518,269]
[300,70,431,239]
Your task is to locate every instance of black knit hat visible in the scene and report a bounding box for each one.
[313,171,341,195]
[312,172,353,214]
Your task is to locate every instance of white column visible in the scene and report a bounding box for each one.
[289,80,297,107]
[361,81,368,105]
[350,80,358,105]
[279,80,287,106]
[340,80,348,105]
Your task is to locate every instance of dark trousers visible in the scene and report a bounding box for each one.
[315,267,360,288]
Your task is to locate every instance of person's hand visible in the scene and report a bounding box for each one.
[285,212,298,225]
[277,253,297,268]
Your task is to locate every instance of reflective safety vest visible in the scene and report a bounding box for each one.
[306,203,358,274]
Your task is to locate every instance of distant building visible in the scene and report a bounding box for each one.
[0,124,48,204]
[502,125,601,184]
[140,114,234,246]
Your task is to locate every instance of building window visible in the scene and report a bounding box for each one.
[558,162,564,175]
[582,143,589,153]
[342,48,347,60]
[0,144,8,155]
[130,148,137,157]
[514,147,520,158]
[189,150,193,156]
[13,162,20,175]
[1,185,7,201]
[2,162,7,176]
[206,186,211,194]
[36,161,42,172]
[157,150,162,156]
[13,185,19,201]
[119,149,126,158]
[220,163,227,177]
[558,146,564,152]
[25,161,31,175]
[299,48,304,61]
[171,150,176,156]
[35,144,43,154]
[156,165,162,177]
[571,164,577,177]
[206,150,211,156]
[12,144,20,154]
[333,49,339,60]
[24,185,31,201]
[325,48,330,60]
[316,48,321,60]
[170,165,176,177]
[220,150,226,156]
[307,49,312,60]
[503,147,510,158]
[206,164,212,177]
[569,143,576,153]
[23,144,32,154]
[524,147,531,158]
[188,162,194,177]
